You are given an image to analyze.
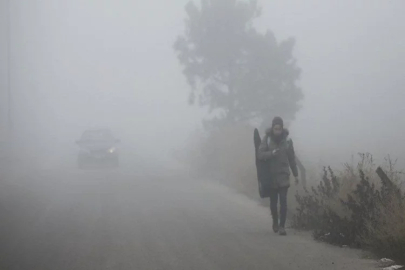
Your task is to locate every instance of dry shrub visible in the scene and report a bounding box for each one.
[364,194,405,261]
[293,153,405,263]
[179,130,405,262]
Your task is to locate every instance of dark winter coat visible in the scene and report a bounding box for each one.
[257,129,298,188]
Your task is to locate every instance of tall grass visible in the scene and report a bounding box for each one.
[177,126,405,262]
[292,154,405,263]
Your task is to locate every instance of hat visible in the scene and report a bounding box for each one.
[272,116,284,128]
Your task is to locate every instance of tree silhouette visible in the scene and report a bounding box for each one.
[174,0,303,129]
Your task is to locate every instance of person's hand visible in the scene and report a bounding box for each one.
[272,149,279,156]
[295,176,299,186]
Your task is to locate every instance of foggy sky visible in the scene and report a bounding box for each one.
[1,0,405,168]
[257,1,405,167]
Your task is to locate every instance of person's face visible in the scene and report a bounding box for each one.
[272,124,283,136]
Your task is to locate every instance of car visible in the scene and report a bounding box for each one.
[76,128,120,169]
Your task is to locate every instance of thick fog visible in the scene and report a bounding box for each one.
[1,0,405,169]
[1,2,405,269]
[258,1,405,167]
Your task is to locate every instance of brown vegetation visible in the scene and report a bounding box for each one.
[292,154,405,263]
[177,127,405,263]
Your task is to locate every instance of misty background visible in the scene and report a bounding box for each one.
[1,0,404,170]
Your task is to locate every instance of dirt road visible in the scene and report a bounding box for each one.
[0,166,374,270]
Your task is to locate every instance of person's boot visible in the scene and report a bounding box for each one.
[272,219,279,233]
[279,227,287,236]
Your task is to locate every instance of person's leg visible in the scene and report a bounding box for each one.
[269,188,279,232]
[278,187,289,235]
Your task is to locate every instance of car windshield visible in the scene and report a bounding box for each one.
[81,130,114,141]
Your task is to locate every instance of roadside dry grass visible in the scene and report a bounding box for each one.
[292,154,405,264]
[176,127,405,264]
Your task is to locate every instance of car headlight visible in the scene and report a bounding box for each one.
[108,147,116,154]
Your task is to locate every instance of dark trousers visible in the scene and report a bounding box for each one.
[269,187,289,227]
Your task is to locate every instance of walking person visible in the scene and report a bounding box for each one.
[257,116,299,235]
